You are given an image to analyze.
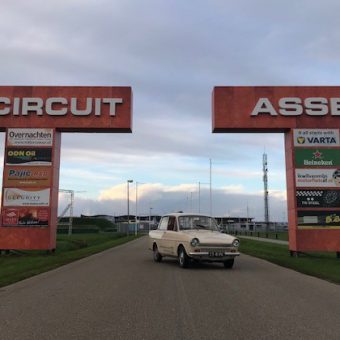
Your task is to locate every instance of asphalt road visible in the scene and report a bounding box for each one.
[1,237,340,340]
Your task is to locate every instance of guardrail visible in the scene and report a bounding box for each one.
[226,230,288,241]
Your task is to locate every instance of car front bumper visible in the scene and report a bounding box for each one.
[188,251,240,261]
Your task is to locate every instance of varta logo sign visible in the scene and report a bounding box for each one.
[293,129,340,147]
[251,97,340,116]
[298,137,337,144]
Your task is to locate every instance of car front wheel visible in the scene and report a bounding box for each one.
[223,259,234,269]
[153,244,162,262]
[178,246,190,268]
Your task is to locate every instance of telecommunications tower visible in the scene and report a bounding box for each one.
[263,153,269,232]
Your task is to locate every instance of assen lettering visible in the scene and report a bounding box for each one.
[0,97,123,116]
[251,97,340,116]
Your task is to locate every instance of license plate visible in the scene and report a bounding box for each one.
[209,251,224,257]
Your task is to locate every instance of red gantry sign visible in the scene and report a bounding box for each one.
[212,86,340,254]
[0,86,132,250]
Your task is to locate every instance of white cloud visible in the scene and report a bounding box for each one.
[64,186,288,222]
[2,0,338,221]
[221,185,245,194]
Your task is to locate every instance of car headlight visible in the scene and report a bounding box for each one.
[190,238,200,247]
[232,239,240,247]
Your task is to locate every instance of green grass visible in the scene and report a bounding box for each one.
[0,233,140,288]
[58,217,115,231]
[240,238,340,284]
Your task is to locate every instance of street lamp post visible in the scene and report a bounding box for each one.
[135,182,145,236]
[127,180,133,236]
[209,158,212,217]
[149,207,153,232]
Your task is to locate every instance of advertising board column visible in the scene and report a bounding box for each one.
[286,129,340,253]
[284,130,298,251]
[212,86,340,254]
[0,128,61,250]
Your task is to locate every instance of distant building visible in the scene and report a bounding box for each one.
[80,214,162,232]
[215,216,287,232]
[80,213,288,232]
[81,214,116,223]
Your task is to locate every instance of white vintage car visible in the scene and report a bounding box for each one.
[149,213,240,268]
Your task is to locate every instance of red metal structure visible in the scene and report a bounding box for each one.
[213,86,340,253]
[0,86,132,250]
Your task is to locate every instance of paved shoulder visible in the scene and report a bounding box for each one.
[0,237,340,340]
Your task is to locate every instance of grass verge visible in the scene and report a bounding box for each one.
[0,233,141,288]
[230,231,288,241]
[240,238,340,284]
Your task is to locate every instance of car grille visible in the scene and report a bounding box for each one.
[199,243,233,248]
[200,247,232,252]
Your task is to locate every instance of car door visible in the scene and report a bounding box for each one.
[154,216,169,254]
[163,216,179,256]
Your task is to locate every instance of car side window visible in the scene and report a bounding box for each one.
[167,216,177,231]
[158,217,169,230]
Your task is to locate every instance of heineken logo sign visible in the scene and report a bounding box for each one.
[295,149,340,167]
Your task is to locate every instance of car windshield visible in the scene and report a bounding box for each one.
[178,215,219,231]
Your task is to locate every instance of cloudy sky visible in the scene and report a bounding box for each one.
[1,0,339,221]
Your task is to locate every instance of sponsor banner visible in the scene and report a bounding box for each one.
[7,128,53,146]
[293,129,340,147]
[296,190,340,208]
[6,147,52,166]
[2,207,49,227]
[3,166,51,187]
[295,148,340,167]
[3,188,50,207]
[298,210,340,229]
[295,168,340,188]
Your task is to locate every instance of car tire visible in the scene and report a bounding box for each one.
[223,259,234,269]
[178,246,189,268]
[153,244,162,262]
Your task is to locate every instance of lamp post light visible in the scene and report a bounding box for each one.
[127,180,133,236]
